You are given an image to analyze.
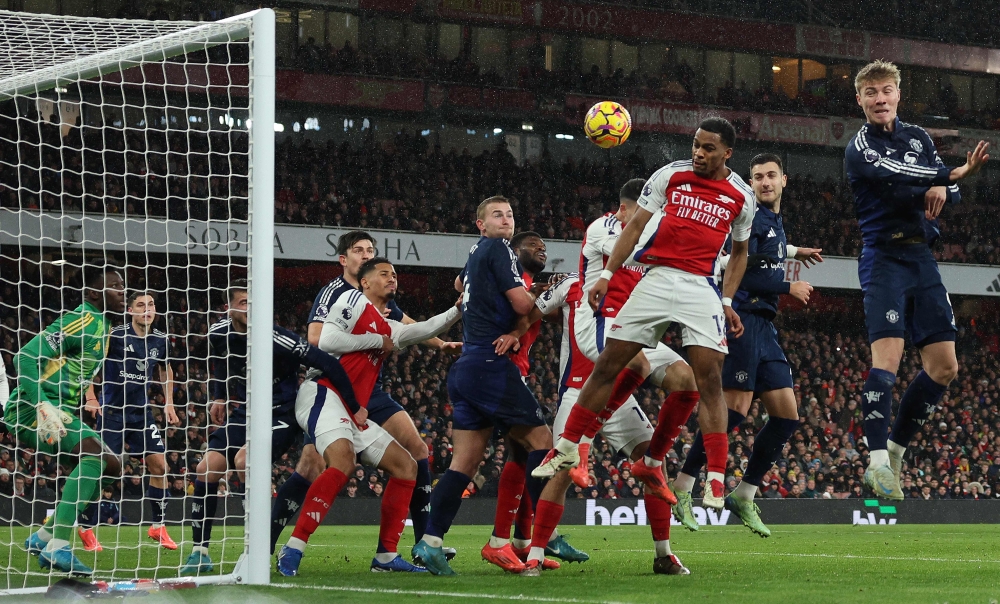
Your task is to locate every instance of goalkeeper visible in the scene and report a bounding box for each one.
[5,265,126,575]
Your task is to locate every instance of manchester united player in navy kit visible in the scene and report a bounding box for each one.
[672,153,823,536]
[180,280,360,576]
[78,291,178,552]
[844,60,989,500]
[413,196,568,577]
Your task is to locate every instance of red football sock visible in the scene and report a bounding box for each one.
[584,407,614,439]
[291,467,347,544]
[492,461,526,539]
[560,405,599,443]
[582,368,646,437]
[644,492,671,541]
[607,368,645,413]
[648,391,700,460]
[378,478,416,554]
[702,432,728,475]
[529,500,564,550]
[513,484,533,540]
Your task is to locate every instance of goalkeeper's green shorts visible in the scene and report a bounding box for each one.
[4,398,100,457]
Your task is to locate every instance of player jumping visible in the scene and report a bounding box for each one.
[672,154,822,536]
[78,291,179,552]
[534,118,755,527]
[276,257,461,576]
[11,265,125,575]
[845,60,988,499]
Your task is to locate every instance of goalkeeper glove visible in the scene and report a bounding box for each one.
[36,400,75,446]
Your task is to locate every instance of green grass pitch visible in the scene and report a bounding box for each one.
[5,524,1000,603]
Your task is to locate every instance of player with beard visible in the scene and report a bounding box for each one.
[14,265,126,575]
[482,232,587,572]
[672,153,822,536]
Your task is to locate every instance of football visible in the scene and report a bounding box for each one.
[583,100,632,148]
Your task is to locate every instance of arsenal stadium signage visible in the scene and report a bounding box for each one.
[4,209,1000,297]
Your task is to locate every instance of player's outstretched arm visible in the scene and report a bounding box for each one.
[786,245,823,267]
[589,207,654,311]
[949,141,990,182]
[391,304,462,349]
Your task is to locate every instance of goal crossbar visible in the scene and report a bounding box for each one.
[0,10,258,100]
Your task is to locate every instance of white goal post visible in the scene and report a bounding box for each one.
[0,8,273,593]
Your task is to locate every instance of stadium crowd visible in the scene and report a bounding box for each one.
[2,93,999,265]
[274,134,1000,264]
[2,264,1000,513]
[292,36,1000,131]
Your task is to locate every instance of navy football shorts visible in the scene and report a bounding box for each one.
[366,388,406,426]
[207,406,300,464]
[858,244,956,347]
[447,350,546,433]
[722,311,793,393]
[99,407,165,457]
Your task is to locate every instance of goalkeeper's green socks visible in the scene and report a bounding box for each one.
[51,456,104,542]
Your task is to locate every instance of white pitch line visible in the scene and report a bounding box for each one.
[272,583,635,604]
[612,549,1000,564]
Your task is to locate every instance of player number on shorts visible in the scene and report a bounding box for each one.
[712,315,724,336]
[150,424,163,445]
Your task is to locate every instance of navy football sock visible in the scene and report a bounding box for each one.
[861,368,896,451]
[524,449,548,513]
[191,480,219,548]
[270,472,311,554]
[890,370,947,449]
[742,417,799,486]
[680,410,744,478]
[146,486,167,525]
[424,470,470,539]
[77,502,98,529]
[410,459,432,542]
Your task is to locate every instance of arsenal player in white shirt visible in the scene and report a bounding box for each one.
[277,257,462,576]
[534,118,755,527]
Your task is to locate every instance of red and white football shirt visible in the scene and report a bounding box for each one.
[579,212,645,319]
[510,271,543,377]
[632,159,754,276]
[534,273,594,391]
[323,289,393,408]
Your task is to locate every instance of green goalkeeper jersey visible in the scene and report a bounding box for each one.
[6,301,110,412]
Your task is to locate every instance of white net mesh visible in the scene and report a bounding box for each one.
[0,9,261,591]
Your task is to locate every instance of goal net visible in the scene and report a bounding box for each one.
[0,9,274,593]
